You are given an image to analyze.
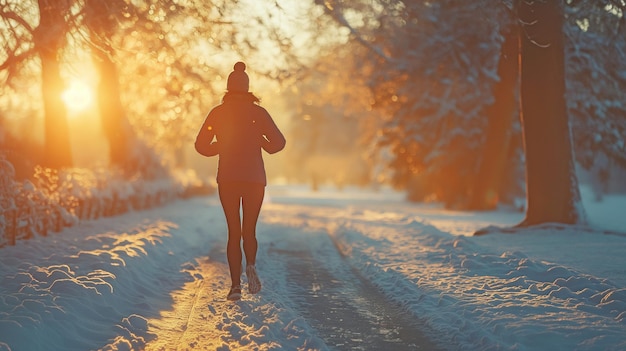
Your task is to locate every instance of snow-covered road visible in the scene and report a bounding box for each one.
[143,205,439,351]
[264,219,437,350]
[1,185,625,350]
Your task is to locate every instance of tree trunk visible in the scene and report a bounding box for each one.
[517,0,585,226]
[93,49,130,169]
[84,0,132,171]
[37,0,72,169]
[467,22,519,210]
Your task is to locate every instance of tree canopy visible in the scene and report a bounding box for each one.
[1,0,624,220]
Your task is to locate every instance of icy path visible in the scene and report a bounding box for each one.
[143,197,438,351]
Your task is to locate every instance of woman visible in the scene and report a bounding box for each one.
[195,62,286,301]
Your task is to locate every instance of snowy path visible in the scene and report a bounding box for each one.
[2,185,625,351]
[264,223,437,350]
[142,197,438,351]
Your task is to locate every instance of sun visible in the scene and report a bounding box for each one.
[62,80,94,112]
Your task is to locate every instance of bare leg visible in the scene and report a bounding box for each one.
[218,183,242,287]
[241,183,265,266]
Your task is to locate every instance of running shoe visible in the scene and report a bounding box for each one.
[227,285,242,301]
[246,265,262,294]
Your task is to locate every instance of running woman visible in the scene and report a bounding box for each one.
[195,62,286,300]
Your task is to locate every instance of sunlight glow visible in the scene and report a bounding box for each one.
[62,80,93,112]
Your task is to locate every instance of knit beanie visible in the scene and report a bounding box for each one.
[226,61,249,92]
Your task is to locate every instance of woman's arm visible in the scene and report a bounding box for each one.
[260,110,286,154]
[195,113,219,157]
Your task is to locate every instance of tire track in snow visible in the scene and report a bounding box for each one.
[265,226,439,350]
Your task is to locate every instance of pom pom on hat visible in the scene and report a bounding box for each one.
[233,61,246,72]
[227,61,249,92]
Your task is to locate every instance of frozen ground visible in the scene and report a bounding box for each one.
[0,184,625,350]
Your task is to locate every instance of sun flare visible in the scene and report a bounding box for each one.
[62,80,94,112]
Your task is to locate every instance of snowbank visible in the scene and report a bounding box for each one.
[0,204,208,351]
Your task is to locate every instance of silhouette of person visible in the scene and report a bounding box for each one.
[195,62,286,301]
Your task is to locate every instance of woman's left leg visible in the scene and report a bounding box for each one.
[218,182,243,289]
[241,183,264,294]
[241,183,265,266]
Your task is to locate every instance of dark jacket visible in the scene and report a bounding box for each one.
[195,95,286,185]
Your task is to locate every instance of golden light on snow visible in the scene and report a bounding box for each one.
[62,80,94,113]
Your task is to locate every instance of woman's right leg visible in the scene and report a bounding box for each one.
[241,183,265,294]
[218,183,242,288]
[241,183,264,266]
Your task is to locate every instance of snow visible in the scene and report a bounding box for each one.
[1,184,625,350]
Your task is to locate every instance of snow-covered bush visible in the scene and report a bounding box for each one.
[0,161,215,247]
[0,158,17,245]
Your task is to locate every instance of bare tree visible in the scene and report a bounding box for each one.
[514,0,586,226]
[82,0,132,170]
[37,0,74,168]
[76,0,238,175]
[1,0,73,169]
